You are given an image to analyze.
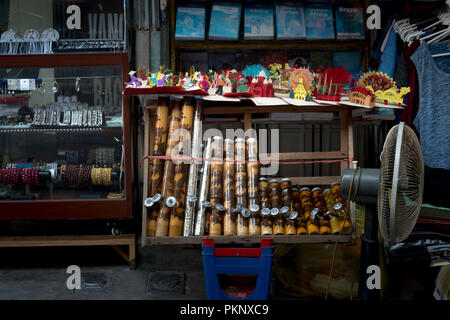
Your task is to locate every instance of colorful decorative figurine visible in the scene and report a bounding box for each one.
[358,71,410,106]
[289,67,313,100]
[313,67,351,101]
[349,86,375,107]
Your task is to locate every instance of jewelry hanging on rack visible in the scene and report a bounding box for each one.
[75,77,80,92]
[52,80,58,93]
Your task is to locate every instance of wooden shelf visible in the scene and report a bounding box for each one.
[175,39,368,50]
[145,235,354,245]
[0,234,136,269]
[202,104,346,115]
[0,126,122,133]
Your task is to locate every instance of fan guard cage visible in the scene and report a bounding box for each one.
[377,123,424,243]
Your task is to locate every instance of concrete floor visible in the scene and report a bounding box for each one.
[0,244,207,300]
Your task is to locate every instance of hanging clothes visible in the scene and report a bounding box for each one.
[399,40,421,126]
[411,40,450,171]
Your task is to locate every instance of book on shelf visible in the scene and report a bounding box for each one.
[180,51,208,72]
[334,3,365,39]
[208,1,241,40]
[332,51,361,74]
[275,1,306,39]
[208,53,237,71]
[244,1,275,40]
[304,3,335,40]
[175,4,206,40]
[260,51,288,68]
[310,51,331,70]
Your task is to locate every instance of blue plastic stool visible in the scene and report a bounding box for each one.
[202,238,274,300]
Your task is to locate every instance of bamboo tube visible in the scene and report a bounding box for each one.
[323,188,334,212]
[299,187,312,201]
[169,98,195,236]
[235,138,249,236]
[223,139,237,236]
[317,208,331,235]
[291,186,302,213]
[269,179,284,235]
[285,201,297,235]
[194,138,212,236]
[246,137,260,236]
[331,182,341,197]
[150,97,170,196]
[326,211,341,235]
[146,97,169,236]
[249,198,261,236]
[334,202,352,234]
[280,178,294,235]
[209,136,224,236]
[259,177,272,235]
[155,101,182,236]
[183,101,202,236]
[312,187,327,214]
[296,213,308,235]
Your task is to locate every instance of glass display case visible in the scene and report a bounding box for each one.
[0,53,132,220]
[0,0,126,54]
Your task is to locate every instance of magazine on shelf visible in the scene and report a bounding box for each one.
[175,4,206,40]
[335,3,365,39]
[304,3,335,39]
[209,2,241,40]
[275,1,306,39]
[244,2,275,40]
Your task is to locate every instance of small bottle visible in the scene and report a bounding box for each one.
[296,214,308,235]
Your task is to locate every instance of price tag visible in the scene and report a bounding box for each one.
[19,79,36,91]
[7,79,20,90]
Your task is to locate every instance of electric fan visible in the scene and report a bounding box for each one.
[340,122,424,299]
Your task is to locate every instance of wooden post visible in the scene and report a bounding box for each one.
[170,0,176,71]
[340,110,349,174]
[244,112,252,134]
[141,108,152,246]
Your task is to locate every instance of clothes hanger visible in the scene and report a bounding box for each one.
[426,15,450,43]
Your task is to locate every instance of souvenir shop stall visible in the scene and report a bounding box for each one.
[126,0,449,299]
[0,0,136,268]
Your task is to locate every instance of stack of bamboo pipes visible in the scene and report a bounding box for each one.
[144,97,352,237]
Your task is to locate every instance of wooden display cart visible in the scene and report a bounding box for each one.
[136,95,355,247]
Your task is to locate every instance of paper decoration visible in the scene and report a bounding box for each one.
[288,68,314,100]
[313,67,352,101]
[242,64,270,78]
[349,86,375,107]
[357,72,410,106]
